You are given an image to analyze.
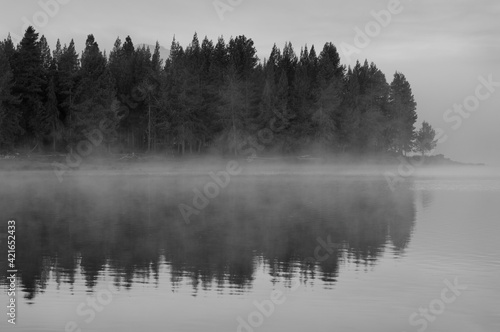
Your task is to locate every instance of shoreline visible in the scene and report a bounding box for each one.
[0,152,486,173]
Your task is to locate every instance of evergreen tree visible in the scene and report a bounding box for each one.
[141,41,165,152]
[197,36,217,150]
[0,31,428,157]
[53,39,62,63]
[163,36,195,154]
[72,35,119,147]
[57,39,79,145]
[1,35,16,63]
[151,41,163,73]
[227,35,258,80]
[11,26,46,146]
[311,43,345,151]
[356,61,389,152]
[109,36,136,149]
[318,42,343,82]
[217,65,247,155]
[279,42,297,88]
[272,68,295,152]
[210,36,229,86]
[0,43,21,149]
[44,74,63,151]
[39,35,52,73]
[388,72,417,155]
[227,35,259,138]
[415,121,437,156]
[290,45,313,143]
[338,67,361,152]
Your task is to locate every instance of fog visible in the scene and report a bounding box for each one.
[2,160,499,331]
[3,0,498,165]
[1,163,418,297]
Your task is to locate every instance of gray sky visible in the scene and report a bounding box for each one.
[1,0,499,165]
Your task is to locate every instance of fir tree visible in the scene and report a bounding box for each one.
[415,121,437,156]
[0,44,21,149]
[388,72,417,155]
[11,27,46,147]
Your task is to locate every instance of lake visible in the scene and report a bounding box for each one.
[1,165,499,332]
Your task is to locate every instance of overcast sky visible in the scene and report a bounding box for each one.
[1,0,499,165]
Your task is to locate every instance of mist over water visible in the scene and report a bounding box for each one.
[1,164,499,331]
[0,167,415,295]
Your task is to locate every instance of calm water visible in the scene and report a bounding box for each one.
[1,166,499,332]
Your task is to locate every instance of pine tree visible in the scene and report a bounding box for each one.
[11,26,46,146]
[39,35,52,73]
[217,65,247,155]
[338,66,361,152]
[45,74,63,151]
[109,36,136,149]
[140,41,165,152]
[53,39,62,63]
[0,43,21,149]
[163,36,193,154]
[267,44,281,84]
[279,42,297,88]
[195,36,217,151]
[310,42,345,151]
[151,41,163,73]
[415,121,437,156]
[210,36,229,86]
[57,39,79,146]
[318,42,343,81]
[272,68,295,152]
[290,45,313,142]
[227,35,258,81]
[72,35,118,147]
[227,35,259,137]
[1,35,16,63]
[311,79,341,150]
[388,72,417,155]
[0,30,428,157]
[348,61,389,153]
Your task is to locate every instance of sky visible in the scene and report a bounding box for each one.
[1,0,499,165]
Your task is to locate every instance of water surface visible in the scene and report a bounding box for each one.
[1,167,499,331]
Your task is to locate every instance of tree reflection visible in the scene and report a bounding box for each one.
[0,172,419,300]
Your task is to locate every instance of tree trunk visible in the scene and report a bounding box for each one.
[148,103,151,152]
[53,122,56,152]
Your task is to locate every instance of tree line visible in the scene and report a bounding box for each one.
[0,27,435,156]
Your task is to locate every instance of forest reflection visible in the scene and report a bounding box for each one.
[0,172,418,300]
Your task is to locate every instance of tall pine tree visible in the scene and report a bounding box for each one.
[388,72,417,155]
[11,27,46,147]
[0,42,21,149]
